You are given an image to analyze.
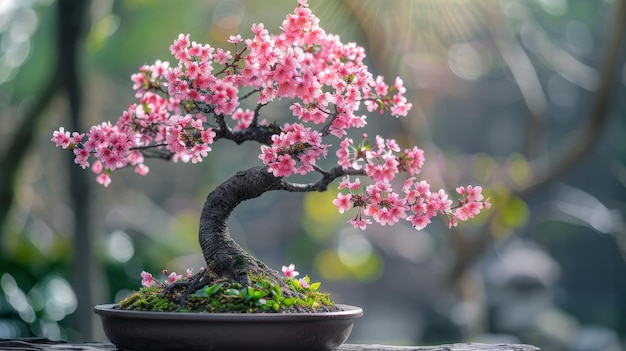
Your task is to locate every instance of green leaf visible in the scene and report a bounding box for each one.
[271,284,282,299]
[309,282,321,291]
[251,290,265,300]
[255,280,270,289]
[204,283,224,296]
[191,286,209,298]
[282,297,296,307]
[225,288,240,296]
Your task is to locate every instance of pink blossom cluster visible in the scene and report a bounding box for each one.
[259,124,328,177]
[331,133,485,229]
[52,123,144,187]
[334,175,491,230]
[282,263,312,289]
[332,131,490,229]
[52,0,488,230]
[52,0,410,187]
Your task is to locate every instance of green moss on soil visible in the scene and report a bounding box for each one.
[118,274,336,313]
[118,286,178,311]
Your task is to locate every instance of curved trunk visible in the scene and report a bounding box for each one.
[198,165,283,285]
[196,163,365,286]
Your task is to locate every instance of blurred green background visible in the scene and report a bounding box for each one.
[1,0,625,349]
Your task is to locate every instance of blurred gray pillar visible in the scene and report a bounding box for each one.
[56,0,93,341]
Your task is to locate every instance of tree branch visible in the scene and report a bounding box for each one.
[446,0,626,286]
[517,0,626,196]
[276,166,365,193]
[214,123,278,146]
[486,2,548,161]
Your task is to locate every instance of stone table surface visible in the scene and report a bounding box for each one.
[0,338,540,351]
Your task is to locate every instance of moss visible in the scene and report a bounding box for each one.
[118,274,337,313]
[119,286,177,311]
[233,255,247,269]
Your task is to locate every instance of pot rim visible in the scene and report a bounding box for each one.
[94,303,363,322]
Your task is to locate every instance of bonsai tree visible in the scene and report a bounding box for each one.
[52,0,489,313]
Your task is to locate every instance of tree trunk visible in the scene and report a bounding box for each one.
[156,163,361,309]
[198,165,286,286]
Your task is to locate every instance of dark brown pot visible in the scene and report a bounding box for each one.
[94,303,362,351]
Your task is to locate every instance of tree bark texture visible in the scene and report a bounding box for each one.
[198,165,282,286]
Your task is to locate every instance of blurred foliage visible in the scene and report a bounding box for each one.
[1,0,625,348]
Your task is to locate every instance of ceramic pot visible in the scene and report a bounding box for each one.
[94,303,362,351]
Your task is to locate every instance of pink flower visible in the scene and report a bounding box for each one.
[414,180,430,197]
[231,109,254,130]
[349,217,371,230]
[150,60,170,79]
[213,48,231,65]
[282,264,299,278]
[269,154,296,177]
[169,33,190,60]
[201,128,216,144]
[336,138,353,169]
[259,146,277,164]
[449,216,458,229]
[167,272,182,284]
[465,185,484,202]
[332,192,352,213]
[484,198,492,210]
[456,186,465,196]
[338,176,360,190]
[372,76,388,96]
[189,143,211,163]
[298,278,310,289]
[454,201,483,221]
[134,164,149,176]
[227,34,242,44]
[400,147,425,175]
[365,156,399,183]
[96,173,111,187]
[186,268,193,278]
[73,148,90,169]
[141,271,155,287]
[91,160,103,174]
[51,127,71,149]
[127,150,144,166]
[408,215,431,230]
[70,132,84,145]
